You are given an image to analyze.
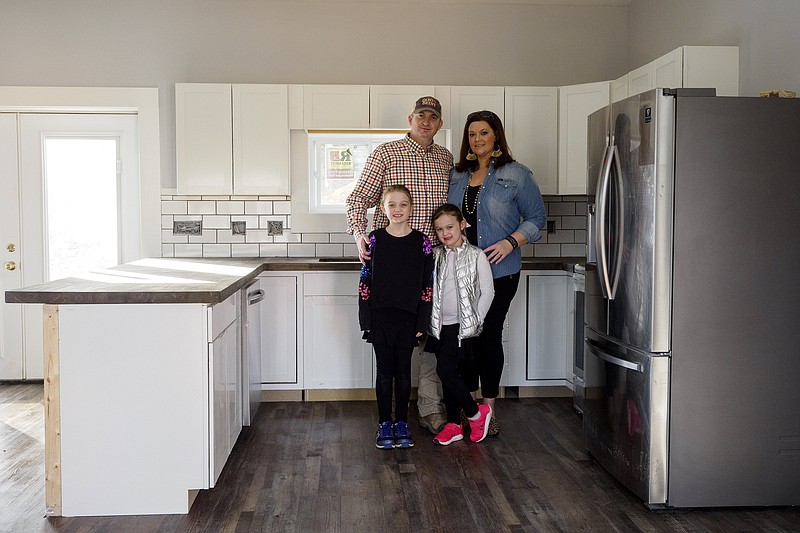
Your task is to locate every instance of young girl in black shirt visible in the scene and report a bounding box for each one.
[358,185,434,449]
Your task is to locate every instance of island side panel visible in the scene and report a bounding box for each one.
[57,303,210,516]
[44,304,61,516]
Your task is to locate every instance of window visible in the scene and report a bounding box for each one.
[307,131,405,213]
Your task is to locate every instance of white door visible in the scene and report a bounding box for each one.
[0,113,139,379]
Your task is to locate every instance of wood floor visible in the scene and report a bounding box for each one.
[2,382,799,533]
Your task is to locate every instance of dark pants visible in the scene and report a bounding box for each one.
[373,341,413,423]
[466,272,520,399]
[435,324,479,424]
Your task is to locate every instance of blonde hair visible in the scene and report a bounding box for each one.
[380,184,413,205]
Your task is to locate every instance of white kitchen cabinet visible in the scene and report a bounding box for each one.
[258,273,300,388]
[53,295,244,515]
[207,291,242,486]
[450,86,505,157]
[611,73,629,103]
[302,85,369,129]
[303,272,373,389]
[369,85,434,129]
[176,83,290,195]
[504,87,558,195]
[558,81,610,195]
[502,271,570,387]
[627,46,739,97]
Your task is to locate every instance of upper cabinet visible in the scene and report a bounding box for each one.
[505,87,558,195]
[450,86,505,156]
[302,85,369,129]
[369,85,434,129]
[627,45,739,97]
[176,83,290,195]
[558,81,610,196]
[611,73,629,104]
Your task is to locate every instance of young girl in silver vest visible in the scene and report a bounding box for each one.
[427,203,495,445]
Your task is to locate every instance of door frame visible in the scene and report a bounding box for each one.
[0,86,161,258]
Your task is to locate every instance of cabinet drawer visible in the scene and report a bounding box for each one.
[208,291,240,341]
[303,272,358,296]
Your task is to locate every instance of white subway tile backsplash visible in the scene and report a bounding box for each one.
[232,244,260,257]
[315,243,344,256]
[260,243,288,257]
[162,200,188,215]
[302,233,330,243]
[202,244,232,257]
[160,194,588,260]
[187,201,216,215]
[174,244,203,257]
[244,201,274,215]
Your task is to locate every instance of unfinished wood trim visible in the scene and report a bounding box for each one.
[43,304,62,517]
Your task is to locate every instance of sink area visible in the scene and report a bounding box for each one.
[317,257,360,262]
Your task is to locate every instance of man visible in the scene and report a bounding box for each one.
[346,96,451,434]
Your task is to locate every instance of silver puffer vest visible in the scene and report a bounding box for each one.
[428,241,484,343]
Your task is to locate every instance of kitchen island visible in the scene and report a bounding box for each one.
[5,256,580,517]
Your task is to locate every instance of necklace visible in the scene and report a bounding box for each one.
[463,182,481,215]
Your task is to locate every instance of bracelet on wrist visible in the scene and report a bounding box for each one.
[505,235,519,249]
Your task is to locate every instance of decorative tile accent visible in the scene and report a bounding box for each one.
[268,220,283,236]
[232,220,247,235]
[173,220,202,235]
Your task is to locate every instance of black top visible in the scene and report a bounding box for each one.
[358,228,434,336]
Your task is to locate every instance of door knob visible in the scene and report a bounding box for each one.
[6,244,15,252]
[4,261,16,271]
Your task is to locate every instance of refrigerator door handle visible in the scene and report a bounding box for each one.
[587,339,643,372]
[609,146,625,300]
[595,145,614,299]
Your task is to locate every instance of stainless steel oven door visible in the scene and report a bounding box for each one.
[583,329,669,507]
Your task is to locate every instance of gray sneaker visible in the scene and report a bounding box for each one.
[418,413,446,434]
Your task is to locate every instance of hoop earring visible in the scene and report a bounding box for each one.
[491,145,503,158]
[465,150,477,161]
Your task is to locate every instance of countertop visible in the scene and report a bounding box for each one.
[4,256,583,305]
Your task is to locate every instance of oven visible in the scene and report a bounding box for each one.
[572,264,586,413]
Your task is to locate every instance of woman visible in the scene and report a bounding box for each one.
[447,110,546,436]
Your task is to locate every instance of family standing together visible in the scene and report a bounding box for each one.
[346,95,546,449]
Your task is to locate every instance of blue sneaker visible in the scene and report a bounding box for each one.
[393,421,414,448]
[375,421,394,449]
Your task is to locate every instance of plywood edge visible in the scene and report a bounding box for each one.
[43,304,62,516]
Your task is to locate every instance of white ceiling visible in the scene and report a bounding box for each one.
[342,0,632,4]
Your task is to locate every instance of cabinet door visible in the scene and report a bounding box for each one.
[176,83,233,195]
[450,86,505,157]
[369,85,434,129]
[527,273,568,380]
[500,271,529,387]
[303,85,369,129]
[682,46,739,96]
[627,63,653,97]
[209,318,240,486]
[652,47,683,89]
[233,85,290,195]
[504,87,558,195]
[259,275,300,386]
[558,81,610,195]
[611,73,629,103]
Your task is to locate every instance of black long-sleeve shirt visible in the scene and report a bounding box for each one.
[358,228,434,335]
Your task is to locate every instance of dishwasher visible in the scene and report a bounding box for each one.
[241,278,265,425]
[572,264,585,414]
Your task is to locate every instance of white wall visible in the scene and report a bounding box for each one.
[0,0,628,188]
[628,0,800,97]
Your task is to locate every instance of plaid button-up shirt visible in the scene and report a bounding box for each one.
[346,134,453,242]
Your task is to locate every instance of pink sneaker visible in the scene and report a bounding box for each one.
[468,404,492,443]
[433,423,464,446]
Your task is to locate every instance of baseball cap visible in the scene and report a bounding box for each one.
[412,96,442,116]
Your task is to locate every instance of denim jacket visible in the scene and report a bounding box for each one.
[448,161,546,278]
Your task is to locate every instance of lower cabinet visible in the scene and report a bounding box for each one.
[502,270,573,387]
[257,274,300,388]
[303,272,373,389]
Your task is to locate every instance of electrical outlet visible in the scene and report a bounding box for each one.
[547,220,556,234]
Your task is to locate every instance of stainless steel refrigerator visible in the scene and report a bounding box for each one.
[583,88,800,508]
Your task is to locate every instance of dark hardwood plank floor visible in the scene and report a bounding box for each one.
[2,382,799,532]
